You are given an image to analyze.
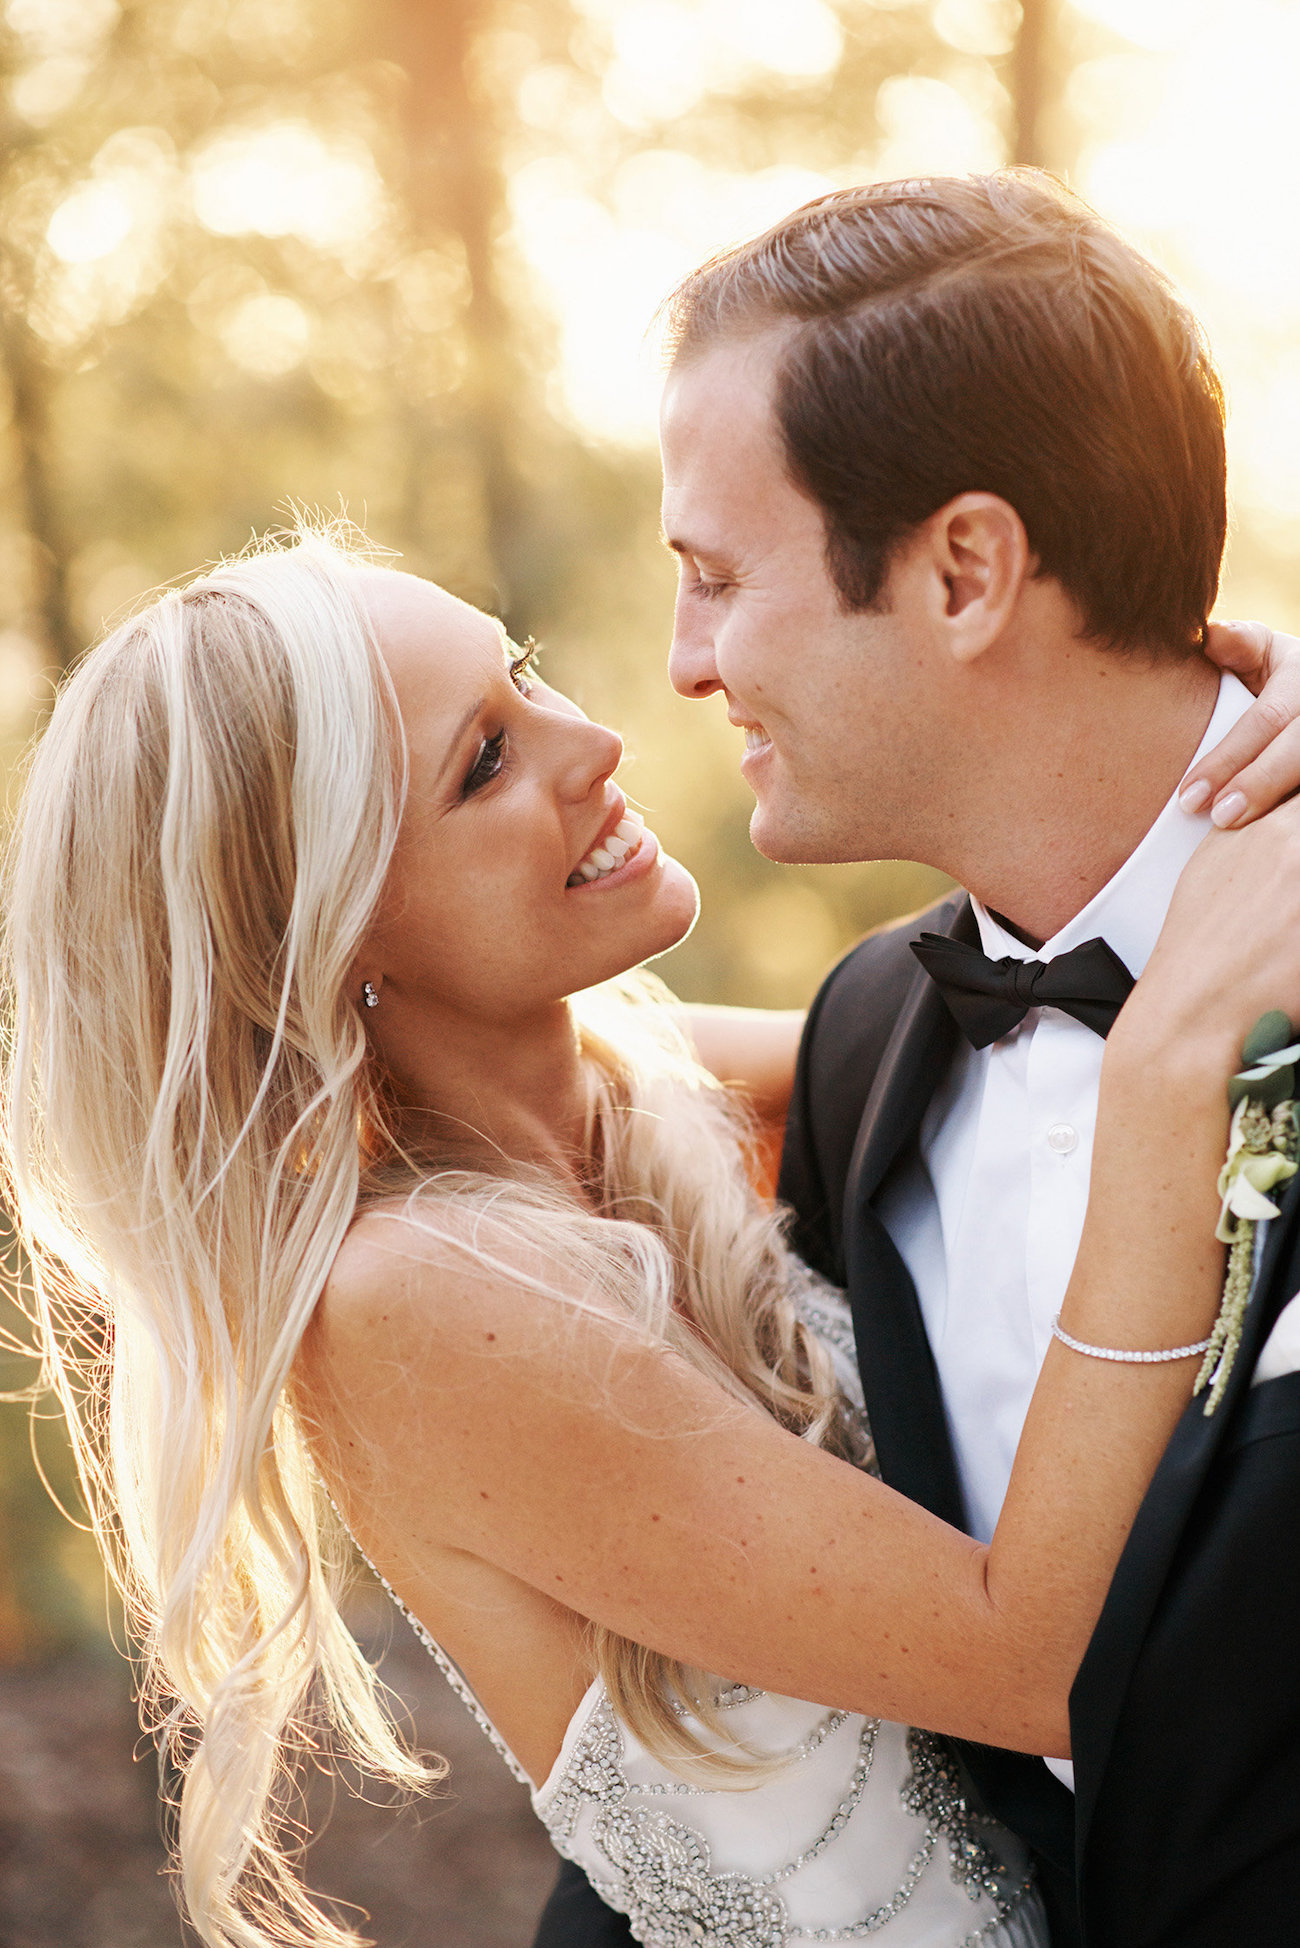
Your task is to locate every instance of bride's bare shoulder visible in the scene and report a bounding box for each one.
[301,1195,623,1403]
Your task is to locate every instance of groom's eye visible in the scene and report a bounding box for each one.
[693,575,732,602]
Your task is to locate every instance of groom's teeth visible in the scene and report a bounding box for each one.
[745,727,768,752]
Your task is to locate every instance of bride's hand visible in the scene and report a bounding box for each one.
[1120,791,1300,1065]
[1181,621,1300,829]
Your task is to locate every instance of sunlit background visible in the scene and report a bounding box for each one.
[2,0,1298,1028]
[3,0,1300,1936]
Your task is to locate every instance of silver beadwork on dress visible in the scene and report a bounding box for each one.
[535,1690,1040,1947]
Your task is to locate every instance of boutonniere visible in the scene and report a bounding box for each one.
[1196,1011,1300,1414]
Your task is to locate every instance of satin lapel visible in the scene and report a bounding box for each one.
[1072,1163,1300,1852]
[843,897,976,1527]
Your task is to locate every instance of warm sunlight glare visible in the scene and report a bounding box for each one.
[5,0,119,55]
[47,181,133,263]
[512,43,1005,445]
[1079,0,1300,522]
[575,0,843,126]
[190,122,386,253]
[510,154,835,443]
[1069,0,1217,52]
[218,292,312,378]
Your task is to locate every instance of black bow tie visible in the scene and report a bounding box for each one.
[910,932,1136,1049]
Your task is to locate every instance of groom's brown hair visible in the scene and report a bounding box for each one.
[665,172,1226,655]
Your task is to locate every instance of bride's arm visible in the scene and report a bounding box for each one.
[675,1003,805,1127]
[303,808,1300,1759]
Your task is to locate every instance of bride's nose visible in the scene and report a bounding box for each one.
[558,715,623,798]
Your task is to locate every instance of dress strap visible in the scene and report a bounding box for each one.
[328,1496,534,1789]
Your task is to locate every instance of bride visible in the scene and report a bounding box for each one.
[6,527,1300,1948]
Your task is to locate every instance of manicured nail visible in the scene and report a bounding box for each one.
[1210,790,1247,828]
[1179,778,1212,814]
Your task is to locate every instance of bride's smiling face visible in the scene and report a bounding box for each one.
[359,571,698,1025]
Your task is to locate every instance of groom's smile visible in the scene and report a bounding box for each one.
[659,333,956,872]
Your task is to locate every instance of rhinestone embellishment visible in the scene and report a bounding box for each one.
[539,1698,1037,1945]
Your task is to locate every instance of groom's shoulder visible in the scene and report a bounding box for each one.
[796,884,967,1130]
[780,888,966,1271]
[808,887,967,1034]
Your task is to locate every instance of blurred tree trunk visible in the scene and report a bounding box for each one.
[383,0,532,632]
[1009,0,1053,170]
[0,316,79,675]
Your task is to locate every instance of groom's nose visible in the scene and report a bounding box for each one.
[668,609,724,700]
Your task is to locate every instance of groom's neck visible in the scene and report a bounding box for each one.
[939,646,1221,948]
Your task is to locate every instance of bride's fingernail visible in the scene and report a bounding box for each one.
[1179,779,1212,814]
[1210,790,1247,827]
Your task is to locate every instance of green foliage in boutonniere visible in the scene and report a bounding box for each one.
[1197,1011,1300,1415]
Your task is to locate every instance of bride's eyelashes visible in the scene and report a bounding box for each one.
[461,727,509,798]
[460,644,547,799]
[461,650,539,800]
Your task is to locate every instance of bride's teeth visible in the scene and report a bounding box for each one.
[568,810,650,886]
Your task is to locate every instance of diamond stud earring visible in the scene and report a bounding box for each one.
[362,981,380,1009]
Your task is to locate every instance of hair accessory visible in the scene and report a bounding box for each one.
[362,981,379,1010]
[1051,1314,1213,1365]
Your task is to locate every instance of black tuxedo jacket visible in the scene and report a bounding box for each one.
[779,892,1300,1947]
[535,893,1300,1948]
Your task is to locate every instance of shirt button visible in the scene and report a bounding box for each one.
[1046,1122,1079,1156]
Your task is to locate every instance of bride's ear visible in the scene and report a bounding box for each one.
[920,493,1032,666]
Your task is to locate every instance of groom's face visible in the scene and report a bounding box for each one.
[660,335,942,865]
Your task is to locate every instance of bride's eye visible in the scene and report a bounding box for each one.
[462,728,507,798]
[509,638,541,695]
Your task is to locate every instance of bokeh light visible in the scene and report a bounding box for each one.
[190,121,387,253]
[1072,0,1300,532]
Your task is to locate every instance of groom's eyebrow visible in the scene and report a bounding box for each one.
[660,527,724,563]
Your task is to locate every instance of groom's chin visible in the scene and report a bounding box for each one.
[749,804,851,868]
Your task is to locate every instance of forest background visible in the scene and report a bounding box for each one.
[0,0,1298,1937]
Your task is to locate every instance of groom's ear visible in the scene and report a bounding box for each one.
[917,493,1032,666]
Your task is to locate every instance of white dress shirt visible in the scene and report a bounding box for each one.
[875,672,1298,1790]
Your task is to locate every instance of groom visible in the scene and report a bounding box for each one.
[536,174,1300,1946]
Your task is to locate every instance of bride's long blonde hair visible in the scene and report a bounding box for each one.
[1,528,852,1948]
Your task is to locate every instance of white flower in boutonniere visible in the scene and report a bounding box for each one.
[1198,1011,1300,1414]
[1216,1099,1299,1236]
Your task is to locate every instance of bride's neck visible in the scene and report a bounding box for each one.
[373,997,593,1192]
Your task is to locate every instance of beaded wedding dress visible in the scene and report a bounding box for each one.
[365,1276,1049,1948]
